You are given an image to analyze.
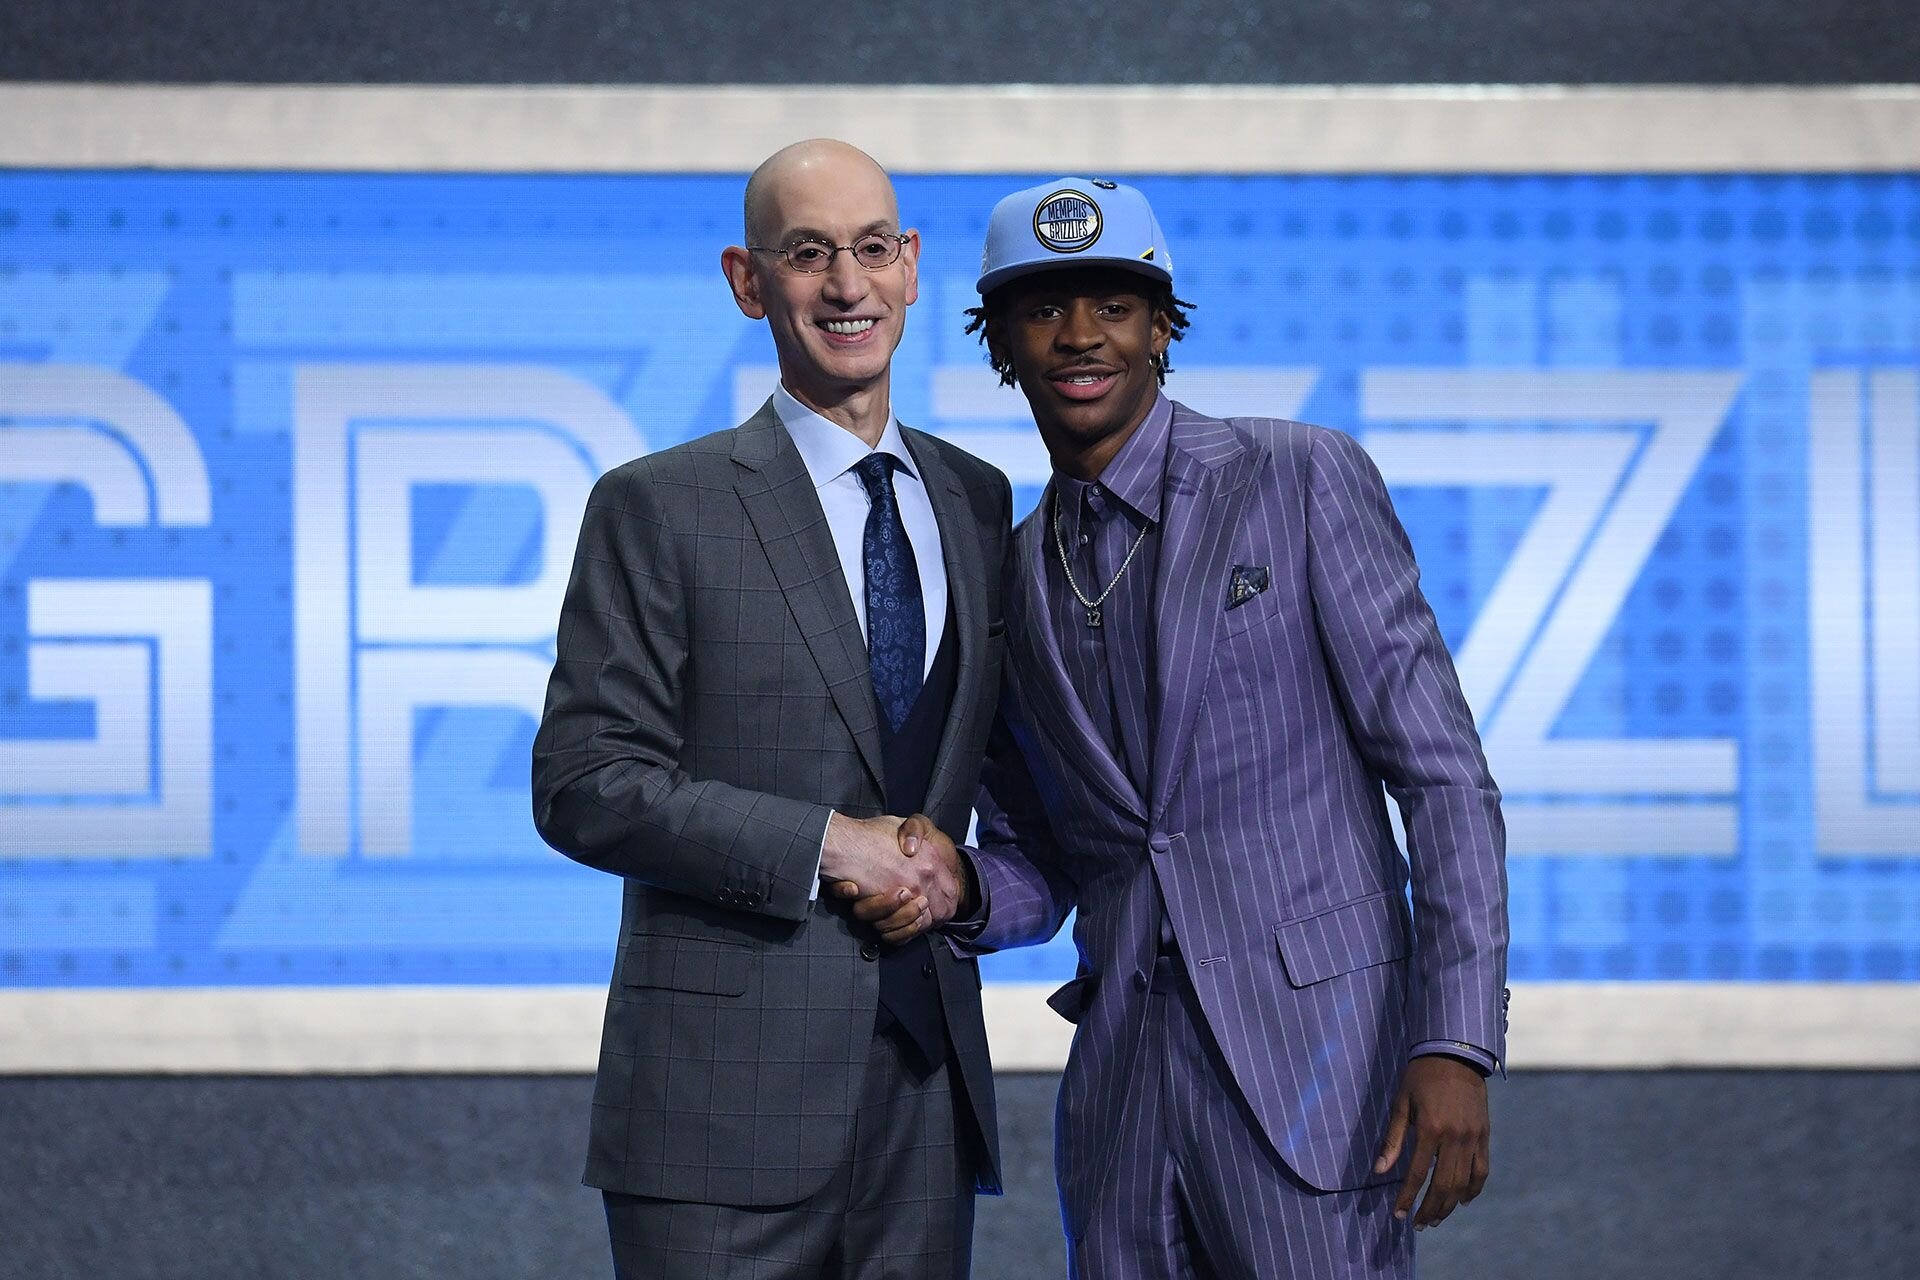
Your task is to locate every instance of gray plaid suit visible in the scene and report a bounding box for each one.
[532,400,1009,1218]
[965,403,1507,1277]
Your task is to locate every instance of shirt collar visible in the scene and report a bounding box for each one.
[1054,392,1173,525]
[773,384,917,490]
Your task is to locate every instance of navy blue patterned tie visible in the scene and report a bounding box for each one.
[853,453,925,733]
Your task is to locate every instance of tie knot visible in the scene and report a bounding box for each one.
[852,452,900,498]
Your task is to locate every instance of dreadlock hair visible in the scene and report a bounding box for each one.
[962,280,1195,388]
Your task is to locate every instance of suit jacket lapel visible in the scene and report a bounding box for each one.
[1149,411,1262,819]
[1012,484,1147,823]
[905,429,984,817]
[731,401,886,793]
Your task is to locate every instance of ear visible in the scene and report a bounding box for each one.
[982,311,1005,360]
[981,310,1016,386]
[899,229,922,307]
[720,245,765,320]
[1149,301,1173,359]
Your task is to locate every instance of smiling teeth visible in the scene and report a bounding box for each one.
[824,319,875,334]
[1063,375,1103,384]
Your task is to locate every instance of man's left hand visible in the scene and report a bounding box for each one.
[1372,1055,1490,1230]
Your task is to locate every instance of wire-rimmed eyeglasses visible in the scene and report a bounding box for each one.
[748,233,909,274]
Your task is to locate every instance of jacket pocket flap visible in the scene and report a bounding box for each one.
[1046,974,1095,1024]
[1273,892,1408,988]
[622,938,751,996]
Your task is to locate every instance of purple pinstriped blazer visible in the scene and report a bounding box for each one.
[964,400,1508,1239]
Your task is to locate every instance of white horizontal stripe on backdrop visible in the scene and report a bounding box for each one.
[1,985,1916,1073]
[3,84,1919,172]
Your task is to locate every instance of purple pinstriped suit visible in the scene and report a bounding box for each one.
[962,397,1508,1276]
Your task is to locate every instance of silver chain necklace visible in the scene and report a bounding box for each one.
[1051,490,1149,629]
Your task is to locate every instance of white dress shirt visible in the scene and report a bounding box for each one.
[773,386,950,893]
[773,385,949,673]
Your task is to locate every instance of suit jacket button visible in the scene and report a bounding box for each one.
[860,942,880,962]
[1133,970,1149,992]
[1149,835,1171,854]
[921,962,935,979]
[746,891,762,906]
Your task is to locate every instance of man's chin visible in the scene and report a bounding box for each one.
[820,357,893,393]
[787,360,891,408]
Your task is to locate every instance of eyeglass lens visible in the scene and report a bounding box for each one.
[784,234,901,273]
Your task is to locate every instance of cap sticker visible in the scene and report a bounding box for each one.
[1091,178,1119,190]
[1033,190,1102,254]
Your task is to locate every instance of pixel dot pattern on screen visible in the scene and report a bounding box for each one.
[0,172,1915,990]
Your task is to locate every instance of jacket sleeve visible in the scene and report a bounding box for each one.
[950,681,1080,955]
[1302,426,1510,1064]
[531,463,828,922]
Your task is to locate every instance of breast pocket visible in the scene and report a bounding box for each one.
[1220,584,1286,638]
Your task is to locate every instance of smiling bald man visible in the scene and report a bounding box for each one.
[533,140,1012,1278]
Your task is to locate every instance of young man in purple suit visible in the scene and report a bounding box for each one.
[855,178,1509,1278]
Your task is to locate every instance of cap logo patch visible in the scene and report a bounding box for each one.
[1033,190,1102,253]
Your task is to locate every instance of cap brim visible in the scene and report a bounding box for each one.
[976,256,1173,297]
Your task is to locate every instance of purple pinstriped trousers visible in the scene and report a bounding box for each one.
[1071,954,1414,1280]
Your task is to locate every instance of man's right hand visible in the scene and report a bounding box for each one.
[819,812,911,895]
[820,813,949,943]
[832,814,969,944]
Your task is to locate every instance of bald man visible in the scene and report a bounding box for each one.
[533,139,1009,1278]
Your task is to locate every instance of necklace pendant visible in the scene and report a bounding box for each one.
[1086,605,1103,628]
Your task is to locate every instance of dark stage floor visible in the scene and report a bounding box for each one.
[4,1071,1916,1279]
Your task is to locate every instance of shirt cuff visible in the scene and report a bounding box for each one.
[938,846,990,941]
[1411,1039,1497,1077]
[808,812,831,902]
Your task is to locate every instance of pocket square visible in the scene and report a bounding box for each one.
[1227,564,1270,610]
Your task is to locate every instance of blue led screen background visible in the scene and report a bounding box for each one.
[1,170,1916,994]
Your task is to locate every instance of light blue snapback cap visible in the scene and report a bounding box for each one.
[976,177,1173,295]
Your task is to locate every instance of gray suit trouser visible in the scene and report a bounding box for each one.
[603,1024,975,1280]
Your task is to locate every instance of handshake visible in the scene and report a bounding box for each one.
[819,812,974,947]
